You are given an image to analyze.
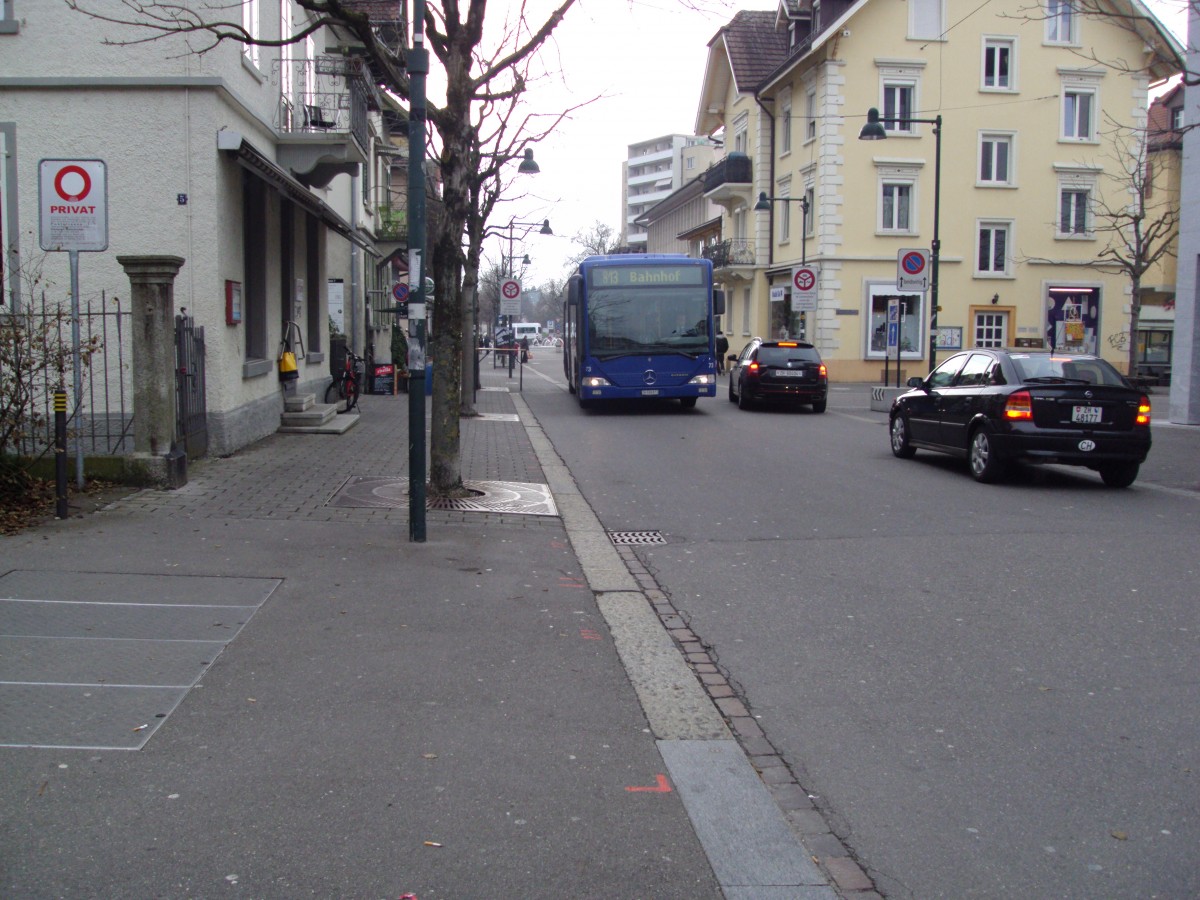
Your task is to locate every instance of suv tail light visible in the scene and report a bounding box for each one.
[1004,390,1033,420]
[818,363,827,378]
[1137,395,1151,426]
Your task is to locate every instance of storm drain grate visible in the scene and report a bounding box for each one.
[608,530,666,545]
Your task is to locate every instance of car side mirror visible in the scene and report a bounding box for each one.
[907,376,925,388]
[727,354,738,363]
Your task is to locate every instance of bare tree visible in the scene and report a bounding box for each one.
[567,221,622,265]
[1088,123,1181,375]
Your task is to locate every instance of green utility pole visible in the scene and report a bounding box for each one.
[407,0,428,542]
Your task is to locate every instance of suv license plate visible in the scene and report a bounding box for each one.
[1072,405,1102,424]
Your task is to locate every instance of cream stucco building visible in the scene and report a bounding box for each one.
[695,0,1182,382]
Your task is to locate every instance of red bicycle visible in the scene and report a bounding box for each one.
[325,350,363,413]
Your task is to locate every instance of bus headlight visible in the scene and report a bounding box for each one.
[688,374,714,385]
[583,376,611,388]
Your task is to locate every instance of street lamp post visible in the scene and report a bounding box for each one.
[502,218,552,326]
[858,106,943,370]
[754,191,810,264]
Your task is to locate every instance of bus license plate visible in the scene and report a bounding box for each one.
[641,389,660,396]
[1072,405,1102,424]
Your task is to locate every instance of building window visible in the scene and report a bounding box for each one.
[1171,106,1184,130]
[1,0,19,34]
[978,133,1013,185]
[868,288,923,358]
[909,0,945,39]
[975,312,1009,348]
[781,100,792,154]
[806,89,817,141]
[741,286,751,336]
[982,38,1014,90]
[242,0,261,68]
[1063,90,1094,140]
[1046,0,1076,44]
[804,184,815,237]
[977,222,1011,276]
[881,182,913,233]
[1058,187,1090,236]
[883,83,915,134]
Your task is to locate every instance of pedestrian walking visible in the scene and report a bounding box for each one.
[715,330,729,374]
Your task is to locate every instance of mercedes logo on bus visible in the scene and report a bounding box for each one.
[643,370,658,385]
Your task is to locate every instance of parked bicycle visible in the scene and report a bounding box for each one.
[325,350,364,413]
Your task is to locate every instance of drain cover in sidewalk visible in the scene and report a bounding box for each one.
[328,477,557,517]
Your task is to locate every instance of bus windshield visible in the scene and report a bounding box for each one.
[587,287,710,360]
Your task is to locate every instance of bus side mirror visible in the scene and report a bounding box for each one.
[713,289,726,317]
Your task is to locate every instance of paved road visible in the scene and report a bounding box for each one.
[519,350,1200,899]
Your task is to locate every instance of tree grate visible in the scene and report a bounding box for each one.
[608,530,666,545]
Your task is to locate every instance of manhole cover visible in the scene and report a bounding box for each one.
[608,531,666,545]
[328,477,557,517]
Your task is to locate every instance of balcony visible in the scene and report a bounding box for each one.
[702,153,753,209]
[703,239,758,278]
[272,56,377,188]
[370,185,408,245]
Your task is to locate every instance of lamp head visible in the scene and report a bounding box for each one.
[754,192,772,212]
[858,107,887,141]
[539,219,553,235]
[518,148,541,174]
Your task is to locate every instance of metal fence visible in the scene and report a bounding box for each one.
[4,291,133,459]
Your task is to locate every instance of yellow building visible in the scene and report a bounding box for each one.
[696,1,1182,380]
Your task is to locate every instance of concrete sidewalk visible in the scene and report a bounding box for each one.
[0,362,852,899]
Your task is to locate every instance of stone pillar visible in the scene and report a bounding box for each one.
[117,255,186,485]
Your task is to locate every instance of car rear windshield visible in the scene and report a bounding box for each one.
[758,346,821,366]
[1010,354,1125,386]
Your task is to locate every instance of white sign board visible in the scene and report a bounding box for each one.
[791,265,819,312]
[897,248,929,292]
[769,285,787,303]
[39,159,108,252]
[328,279,345,333]
[500,278,522,316]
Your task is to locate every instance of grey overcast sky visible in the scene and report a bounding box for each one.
[449,0,1189,290]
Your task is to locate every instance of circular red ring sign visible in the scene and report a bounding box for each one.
[54,165,92,202]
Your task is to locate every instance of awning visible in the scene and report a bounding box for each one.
[217,129,376,252]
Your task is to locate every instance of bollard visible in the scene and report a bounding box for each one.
[54,390,68,519]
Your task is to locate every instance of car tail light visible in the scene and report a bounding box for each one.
[818,363,827,378]
[1137,395,1151,426]
[1004,390,1033,420]
[748,361,760,372]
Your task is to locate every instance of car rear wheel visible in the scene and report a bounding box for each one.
[889,414,916,459]
[1099,460,1139,488]
[812,398,827,414]
[968,427,1007,483]
[737,381,753,410]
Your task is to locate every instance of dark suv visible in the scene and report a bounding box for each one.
[728,339,828,412]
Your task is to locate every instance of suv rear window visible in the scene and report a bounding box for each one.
[758,346,821,366]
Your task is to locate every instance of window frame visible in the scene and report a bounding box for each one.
[804,183,816,238]
[1062,88,1096,141]
[975,220,1013,277]
[977,132,1015,187]
[981,36,1016,91]
[242,0,261,69]
[805,88,817,142]
[866,284,924,360]
[882,82,917,135]
[1045,0,1077,45]
[780,98,793,155]
[1057,185,1092,238]
[880,181,914,234]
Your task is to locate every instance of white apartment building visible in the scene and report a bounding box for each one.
[621,134,718,251]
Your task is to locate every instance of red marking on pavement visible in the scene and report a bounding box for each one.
[559,577,586,589]
[550,540,568,549]
[579,628,602,641]
[626,774,672,793]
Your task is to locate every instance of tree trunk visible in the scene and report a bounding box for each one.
[1127,279,1142,378]
[460,260,480,417]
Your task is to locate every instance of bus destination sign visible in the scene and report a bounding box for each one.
[589,265,705,288]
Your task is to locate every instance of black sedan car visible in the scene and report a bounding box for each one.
[728,339,828,412]
[889,349,1151,486]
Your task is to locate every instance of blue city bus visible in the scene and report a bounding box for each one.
[563,254,725,409]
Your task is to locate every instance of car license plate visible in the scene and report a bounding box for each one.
[1072,405,1102,424]
[776,370,803,378]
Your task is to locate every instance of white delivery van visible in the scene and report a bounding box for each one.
[513,323,541,342]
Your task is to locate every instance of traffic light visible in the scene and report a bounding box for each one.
[395,301,409,319]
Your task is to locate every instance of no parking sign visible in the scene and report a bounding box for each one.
[897,248,929,292]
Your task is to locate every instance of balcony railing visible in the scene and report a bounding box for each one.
[701,153,752,193]
[371,186,408,243]
[703,239,757,268]
[272,55,376,151]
